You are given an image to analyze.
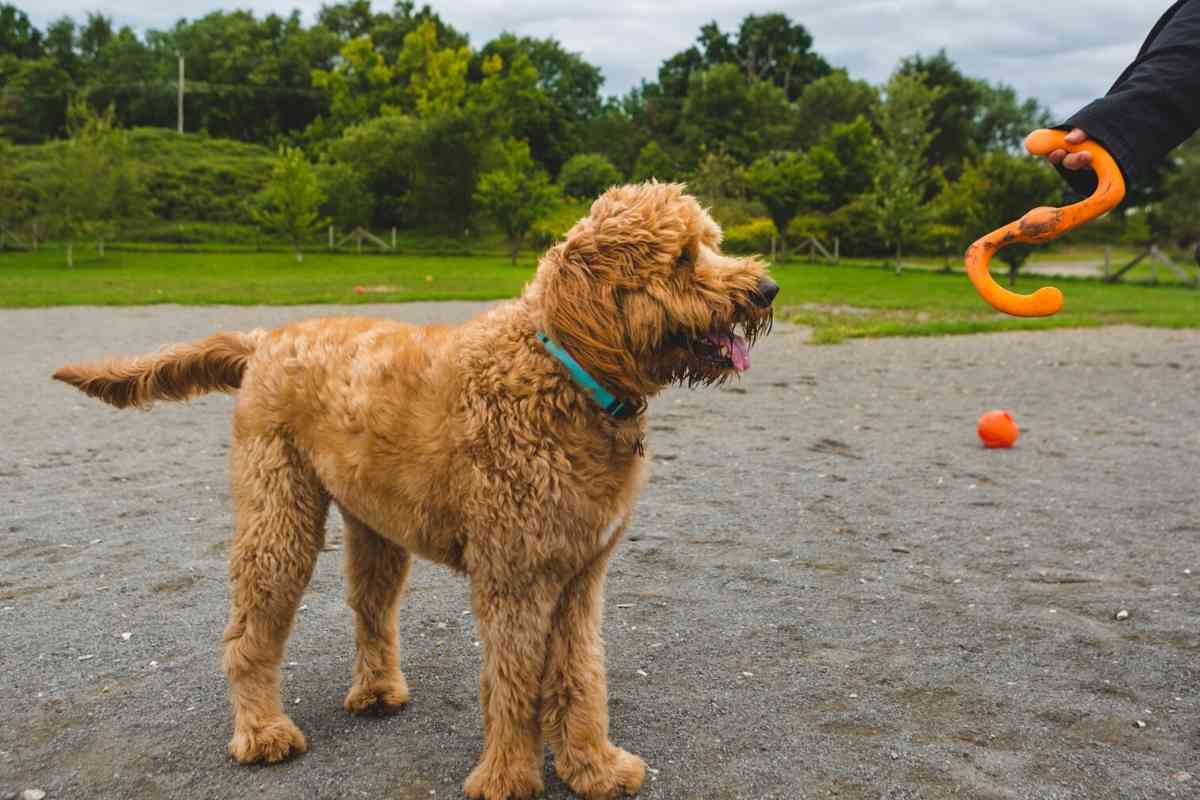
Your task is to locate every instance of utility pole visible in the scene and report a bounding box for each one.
[177,52,185,134]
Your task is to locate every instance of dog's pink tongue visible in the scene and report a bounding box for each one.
[709,333,751,372]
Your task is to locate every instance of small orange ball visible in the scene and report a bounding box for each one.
[978,410,1019,448]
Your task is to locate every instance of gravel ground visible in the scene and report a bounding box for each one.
[1,303,1198,800]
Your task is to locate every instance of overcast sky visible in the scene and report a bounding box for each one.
[24,1,1171,118]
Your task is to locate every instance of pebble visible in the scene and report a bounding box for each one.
[1173,771,1192,783]
[20,790,46,800]
[1133,720,1146,729]
[1115,609,1130,621]
[889,751,900,760]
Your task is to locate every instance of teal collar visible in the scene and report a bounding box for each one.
[536,331,626,417]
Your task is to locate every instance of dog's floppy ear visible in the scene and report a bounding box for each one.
[540,244,648,405]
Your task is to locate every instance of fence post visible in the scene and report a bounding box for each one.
[1104,246,1111,280]
[834,237,840,264]
[328,225,334,251]
[391,227,396,250]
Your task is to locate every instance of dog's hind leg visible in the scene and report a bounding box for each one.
[340,509,412,714]
[541,555,646,800]
[223,434,328,765]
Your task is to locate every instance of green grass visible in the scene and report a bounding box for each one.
[0,247,535,306]
[770,259,1199,343]
[1,247,1197,345]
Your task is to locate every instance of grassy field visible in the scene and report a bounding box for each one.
[1,246,1196,342]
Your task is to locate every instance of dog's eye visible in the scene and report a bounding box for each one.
[676,249,691,268]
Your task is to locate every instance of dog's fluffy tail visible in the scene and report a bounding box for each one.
[53,329,266,409]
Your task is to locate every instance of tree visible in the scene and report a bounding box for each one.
[558,153,622,199]
[0,138,23,238]
[687,150,749,204]
[808,116,880,212]
[0,57,73,142]
[746,151,825,255]
[310,35,401,134]
[330,114,424,226]
[733,13,831,100]
[41,99,147,266]
[659,14,829,102]
[865,72,942,271]
[632,141,678,182]
[316,161,375,230]
[474,139,558,264]
[897,51,982,179]
[792,70,879,148]
[0,4,42,58]
[1157,136,1200,249]
[679,63,790,164]
[974,80,1052,152]
[580,101,645,178]
[252,145,327,262]
[396,20,471,118]
[474,34,604,173]
[946,152,1062,285]
[898,52,1053,174]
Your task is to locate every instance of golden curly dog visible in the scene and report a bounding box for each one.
[53,182,776,800]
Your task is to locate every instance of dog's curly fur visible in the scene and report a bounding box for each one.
[53,183,774,800]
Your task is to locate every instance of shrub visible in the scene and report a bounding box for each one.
[722,218,777,255]
[558,153,622,199]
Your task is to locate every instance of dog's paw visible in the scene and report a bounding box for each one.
[463,758,544,800]
[558,746,647,800]
[228,715,307,764]
[344,672,410,715]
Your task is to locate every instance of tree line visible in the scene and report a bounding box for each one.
[1,2,1196,274]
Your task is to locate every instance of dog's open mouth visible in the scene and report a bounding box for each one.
[702,331,751,372]
[660,310,771,389]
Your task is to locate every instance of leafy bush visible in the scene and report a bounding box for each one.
[530,198,590,249]
[558,153,622,199]
[722,218,777,254]
[827,198,881,256]
[786,213,831,242]
[317,162,376,230]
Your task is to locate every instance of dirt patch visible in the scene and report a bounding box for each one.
[1,304,1198,800]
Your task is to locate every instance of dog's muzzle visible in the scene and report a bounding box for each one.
[753,277,779,308]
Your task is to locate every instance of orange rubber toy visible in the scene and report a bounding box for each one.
[965,129,1126,317]
[977,410,1020,449]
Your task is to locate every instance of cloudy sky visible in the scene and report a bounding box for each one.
[25,1,1170,118]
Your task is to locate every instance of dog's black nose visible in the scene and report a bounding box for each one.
[753,277,779,308]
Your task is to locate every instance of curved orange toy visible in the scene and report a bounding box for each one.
[965,129,1126,317]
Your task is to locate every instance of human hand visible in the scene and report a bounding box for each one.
[1045,128,1093,171]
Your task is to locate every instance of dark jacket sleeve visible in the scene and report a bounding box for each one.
[1057,0,1200,194]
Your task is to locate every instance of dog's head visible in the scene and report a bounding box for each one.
[532,182,776,413]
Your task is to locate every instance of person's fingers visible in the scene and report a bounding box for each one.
[1048,149,1067,165]
[1064,128,1088,144]
[1062,151,1093,171]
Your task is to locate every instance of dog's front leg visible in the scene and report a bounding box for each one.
[464,572,560,800]
[541,556,646,800]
